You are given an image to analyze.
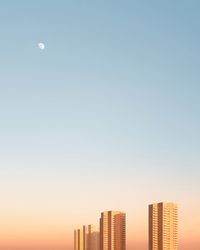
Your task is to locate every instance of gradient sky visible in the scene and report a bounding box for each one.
[0,1,200,249]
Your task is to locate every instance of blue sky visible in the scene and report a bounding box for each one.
[0,1,200,248]
[1,1,200,170]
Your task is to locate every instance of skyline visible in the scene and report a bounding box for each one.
[74,203,178,250]
[0,1,200,250]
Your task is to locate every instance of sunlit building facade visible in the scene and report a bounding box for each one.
[149,202,178,250]
[100,211,126,250]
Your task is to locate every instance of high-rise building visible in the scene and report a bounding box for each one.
[74,228,84,250]
[74,225,100,250]
[100,211,126,250]
[87,225,100,250]
[149,202,178,250]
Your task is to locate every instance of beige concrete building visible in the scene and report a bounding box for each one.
[87,225,100,250]
[100,211,126,250]
[74,225,99,250]
[74,228,84,250]
[149,202,178,250]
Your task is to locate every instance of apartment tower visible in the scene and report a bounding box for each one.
[74,225,99,250]
[87,225,100,250]
[149,202,178,250]
[100,211,126,250]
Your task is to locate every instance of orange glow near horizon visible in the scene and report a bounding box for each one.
[0,206,199,250]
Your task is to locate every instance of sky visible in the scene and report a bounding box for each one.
[0,0,200,249]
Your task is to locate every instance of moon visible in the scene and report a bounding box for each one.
[38,42,45,50]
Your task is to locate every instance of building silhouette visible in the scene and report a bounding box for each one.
[100,211,126,250]
[149,202,178,250]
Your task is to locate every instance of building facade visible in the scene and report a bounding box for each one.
[149,202,178,250]
[100,211,126,250]
[74,225,99,250]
